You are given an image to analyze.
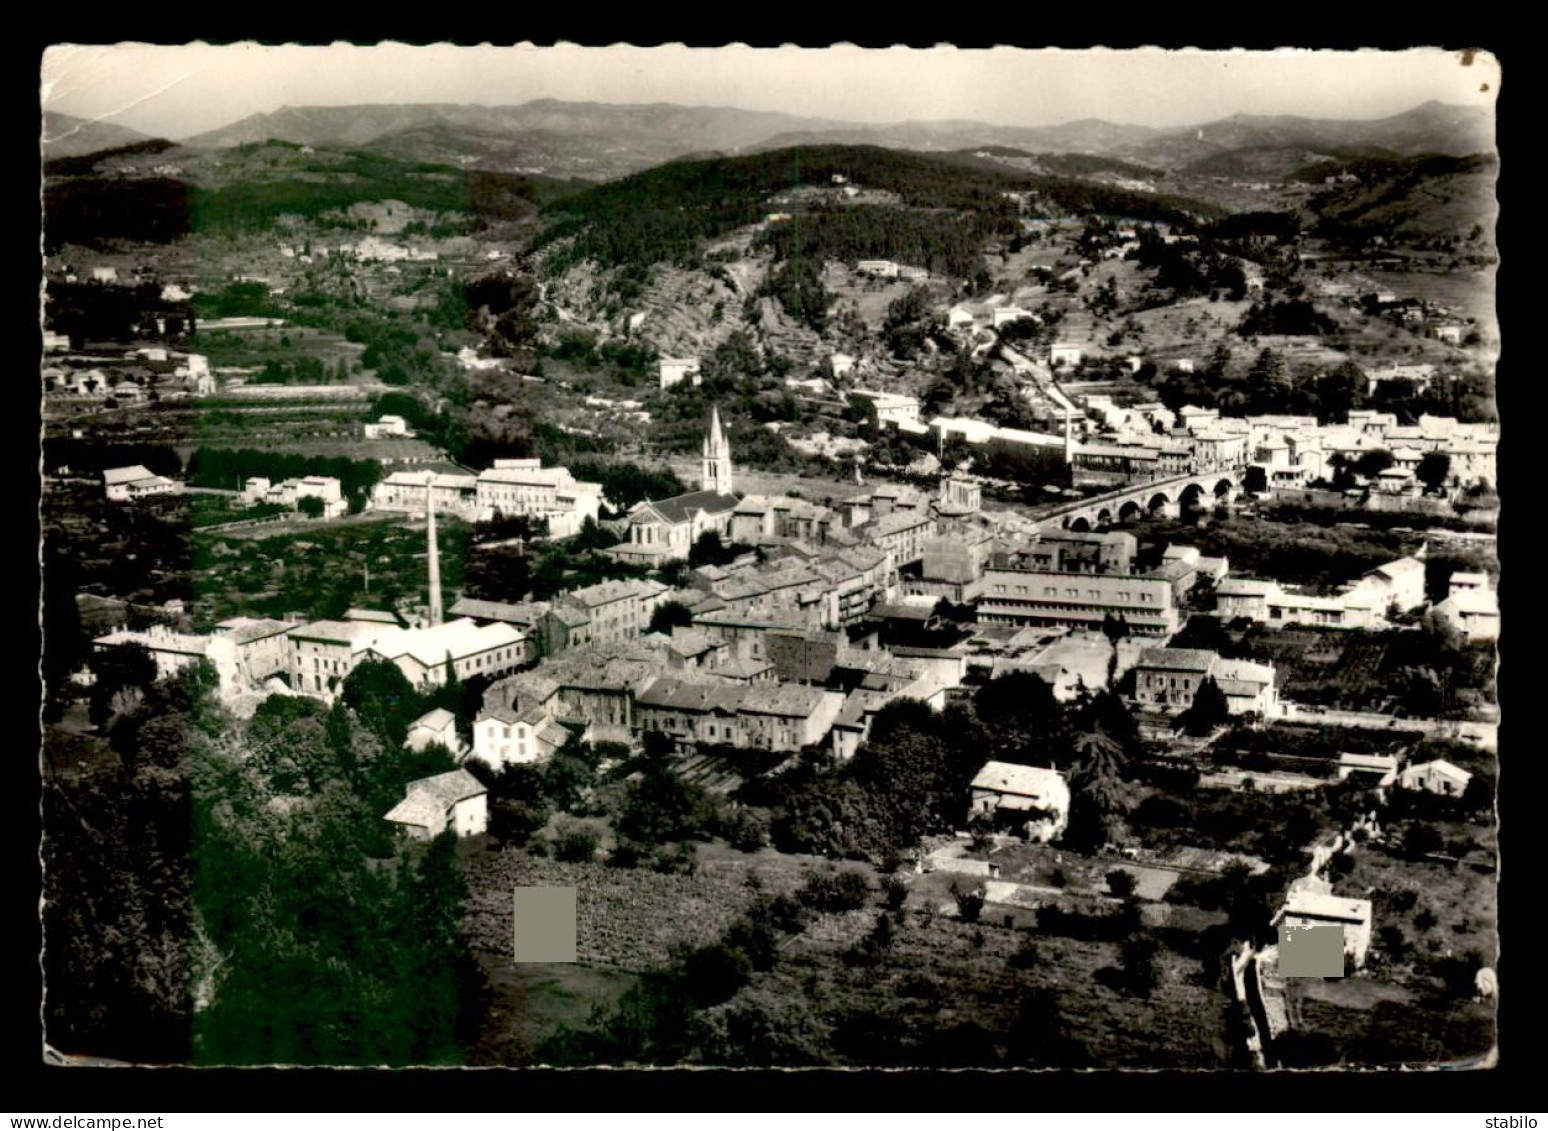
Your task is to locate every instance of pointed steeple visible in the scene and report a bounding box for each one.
[701,405,733,495]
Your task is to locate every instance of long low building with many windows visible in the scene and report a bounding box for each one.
[473,458,603,536]
[978,570,1178,636]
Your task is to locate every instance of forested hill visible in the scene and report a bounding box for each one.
[43,141,592,249]
[1304,153,1499,243]
[536,144,1224,277]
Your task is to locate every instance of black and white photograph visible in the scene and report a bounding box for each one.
[37,42,1501,1074]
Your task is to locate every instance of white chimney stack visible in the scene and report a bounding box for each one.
[425,473,443,627]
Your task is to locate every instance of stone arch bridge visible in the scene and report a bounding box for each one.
[1039,469,1250,532]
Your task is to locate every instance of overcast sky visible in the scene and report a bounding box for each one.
[41,43,1500,140]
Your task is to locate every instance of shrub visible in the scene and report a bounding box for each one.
[724,806,770,853]
[766,893,808,934]
[1403,823,1444,860]
[683,944,753,1007]
[1106,869,1138,900]
[1377,923,1411,961]
[882,875,909,911]
[605,842,643,869]
[954,885,986,924]
[1010,936,1041,969]
[799,869,871,914]
[654,843,698,875]
[553,828,599,863]
[1121,933,1160,996]
[721,915,781,972]
[489,798,548,847]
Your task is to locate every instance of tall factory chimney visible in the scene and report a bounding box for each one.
[425,473,443,627]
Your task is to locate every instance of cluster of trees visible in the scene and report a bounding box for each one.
[1130,229,1251,302]
[44,281,194,345]
[921,347,997,417]
[471,730,761,875]
[44,176,192,249]
[1236,297,1338,338]
[756,201,1009,283]
[882,287,945,359]
[192,281,283,321]
[251,355,352,385]
[1130,512,1409,594]
[651,391,824,478]
[756,257,831,331]
[463,272,542,366]
[688,530,757,568]
[367,390,440,435]
[462,533,646,606]
[538,880,827,1065]
[193,683,482,1064]
[541,326,658,378]
[341,313,459,390]
[45,654,486,1065]
[42,662,222,1062]
[561,459,686,513]
[1026,175,1218,226]
[45,437,182,479]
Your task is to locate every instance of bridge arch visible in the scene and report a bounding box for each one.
[1118,500,1143,523]
[1068,515,1092,533]
[1147,490,1174,514]
[1179,482,1207,510]
[1095,507,1113,528]
[1212,477,1237,498]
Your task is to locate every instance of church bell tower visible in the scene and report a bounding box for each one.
[701,405,733,495]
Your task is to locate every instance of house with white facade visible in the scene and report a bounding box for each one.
[1276,886,1373,970]
[364,414,413,439]
[1049,343,1083,368]
[103,465,180,502]
[1399,759,1474,798]
[406,707,462,755]
[969,761,1071,843]
[384,769,488,840]
[659,357,702,390]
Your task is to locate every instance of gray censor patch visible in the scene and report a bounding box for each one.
[513,886,578,963]
[1279,924,1346,977]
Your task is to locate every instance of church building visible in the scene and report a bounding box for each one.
[607,407,741,564]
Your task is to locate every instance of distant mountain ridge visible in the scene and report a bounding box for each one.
[174,98,1494,179]
[42,112,152,159]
